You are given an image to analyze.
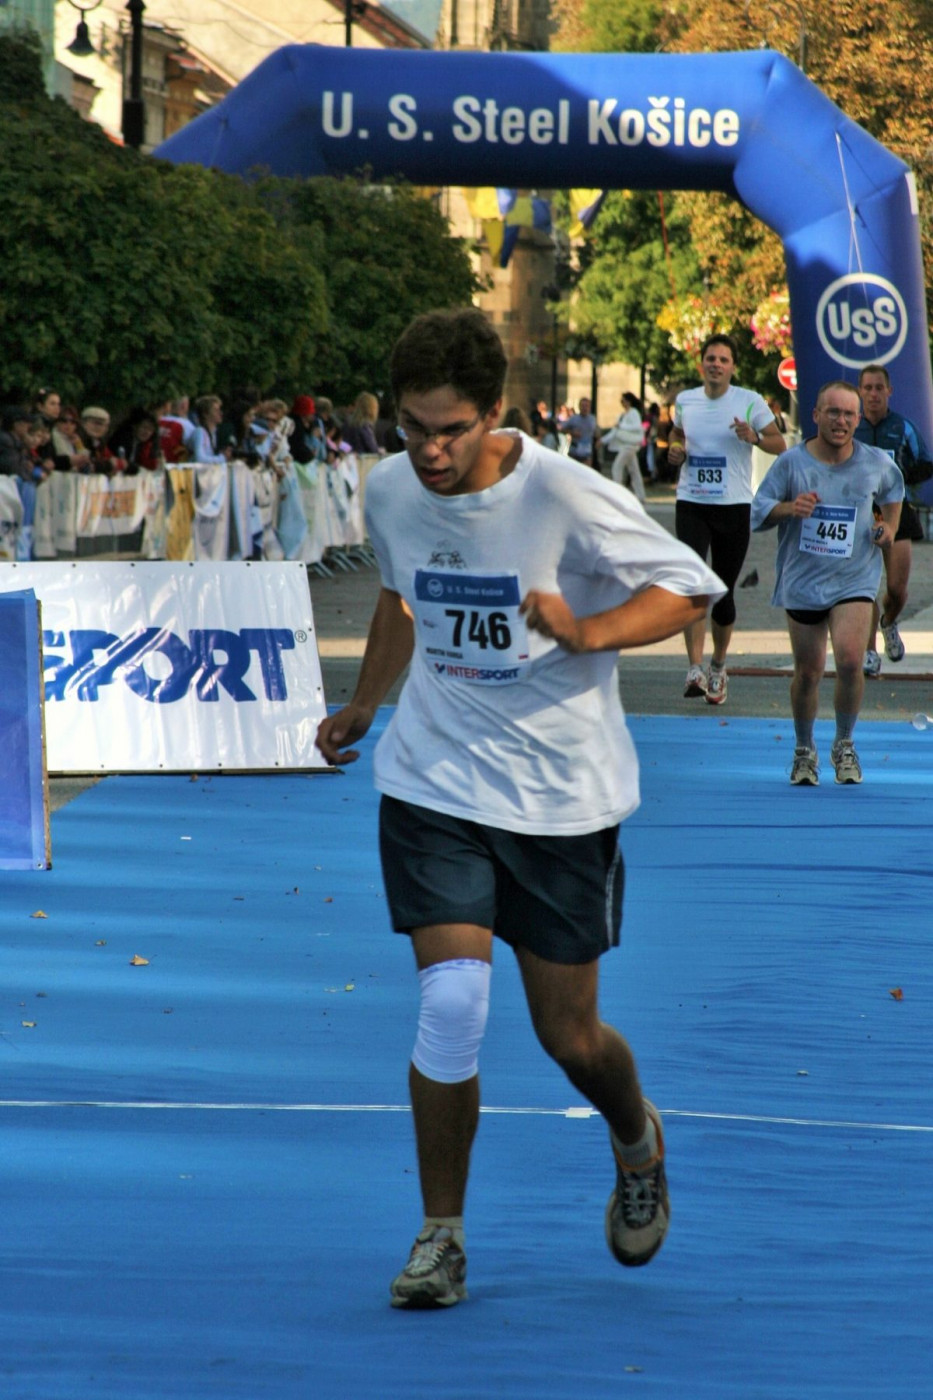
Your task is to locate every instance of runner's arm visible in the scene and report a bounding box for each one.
[520,585,709,654]
[874,499,902,548]
[315,587,414,765]
[667,424,686,466]
[756,420,787,456]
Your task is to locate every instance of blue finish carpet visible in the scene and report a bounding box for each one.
[1,714,930,1398]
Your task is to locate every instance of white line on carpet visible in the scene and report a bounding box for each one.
[0,1100,929,1133]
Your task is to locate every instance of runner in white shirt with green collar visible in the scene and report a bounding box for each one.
[668,333,786,705]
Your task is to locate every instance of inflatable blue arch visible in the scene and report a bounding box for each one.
[157,46,933,451]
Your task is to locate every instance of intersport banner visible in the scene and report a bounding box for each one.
[0,562,330,773]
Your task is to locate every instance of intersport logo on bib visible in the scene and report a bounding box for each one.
[815,273,908,369]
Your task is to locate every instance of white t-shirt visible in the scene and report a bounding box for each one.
[673,384,773,505]
[365,431,725,836]
[604,408,643,452]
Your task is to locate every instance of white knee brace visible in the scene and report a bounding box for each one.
[411,958,491,1084]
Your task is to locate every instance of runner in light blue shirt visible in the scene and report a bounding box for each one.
[752,380,903,787]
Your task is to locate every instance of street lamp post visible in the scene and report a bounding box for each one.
[541,283,561,415]
[345,0,365,46]
[66,0,102,57]
[122,0,146,149]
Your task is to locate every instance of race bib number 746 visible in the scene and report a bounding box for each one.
[413,569,530,684]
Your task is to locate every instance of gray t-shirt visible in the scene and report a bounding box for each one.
[751,439,903,609]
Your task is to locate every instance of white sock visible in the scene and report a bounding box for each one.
[423,1215,465,1247]
[611,1110,659,1169]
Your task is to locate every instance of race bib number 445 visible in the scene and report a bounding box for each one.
[799,504,857,558]
[413,569,530,684]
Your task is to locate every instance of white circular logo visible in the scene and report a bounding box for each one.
[815,273,908,368]
[427,577,444,598]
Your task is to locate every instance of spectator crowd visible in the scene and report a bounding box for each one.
[0,385,394,564]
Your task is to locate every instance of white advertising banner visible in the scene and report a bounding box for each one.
[0,562,330,773]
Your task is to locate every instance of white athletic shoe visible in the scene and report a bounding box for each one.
[831,740,863,785]
[790,747,820,786]
[863,649,882,678]
[880,618,905,663]
[605,1100,670,1268]
[705,666,728,706]
[390,1226,467,1309]
[683,664,707,698]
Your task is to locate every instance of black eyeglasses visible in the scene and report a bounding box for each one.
[396,412,482,448]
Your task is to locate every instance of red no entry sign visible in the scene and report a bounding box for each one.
[777,356,797,391]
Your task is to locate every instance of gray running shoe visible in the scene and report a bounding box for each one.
[683,664,708,698]
[705,666,728,706]
[830,740,863,785]
[389,1226,467,1309]
[605,1100,670,1268]
[790,746,819,786]
[880,618,905,663]
[863,649,882,678]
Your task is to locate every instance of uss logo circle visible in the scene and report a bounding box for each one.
[815,273,908,368]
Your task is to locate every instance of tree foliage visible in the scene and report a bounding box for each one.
[0,34,478,413]
[564,191,701,392]
[665,0,933,327]
[551,0,665,55]
[278,179,478,401]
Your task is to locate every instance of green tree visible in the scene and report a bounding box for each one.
[281,178,479,404]
[551,0,668,55]
[565,191,701,395]
[0,33,479,413]
[553,0,933,383]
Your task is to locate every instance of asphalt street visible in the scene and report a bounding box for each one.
[310,482,933,723]
[46,482,933,812]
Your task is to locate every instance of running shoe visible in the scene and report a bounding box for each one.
[683,664,708,698]
[880,617,905,663]
[705,666,728,706]
[389,1225,467,1309]
[830,740,862,785]
[605,1100,670,1268]
[789,746,819,786]
[863,649,882,678]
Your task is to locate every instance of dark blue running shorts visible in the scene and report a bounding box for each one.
[378,795,624,966]
[786,596,874,625]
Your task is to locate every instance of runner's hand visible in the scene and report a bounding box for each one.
[520,591,585,652]
[316,704,375,765]
[790,491,820,518]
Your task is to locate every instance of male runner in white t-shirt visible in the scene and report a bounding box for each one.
[668,333,786,704]
[316,308,724,1310]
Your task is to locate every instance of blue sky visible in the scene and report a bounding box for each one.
[384,0,443,42]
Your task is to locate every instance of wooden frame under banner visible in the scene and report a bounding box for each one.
[0,588,52,870]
